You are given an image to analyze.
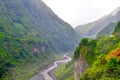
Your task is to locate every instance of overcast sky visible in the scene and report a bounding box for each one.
[42,0,120,28]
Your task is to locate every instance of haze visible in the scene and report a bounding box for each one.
[42,0,120,28]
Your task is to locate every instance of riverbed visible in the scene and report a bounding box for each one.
[30,55,71,80]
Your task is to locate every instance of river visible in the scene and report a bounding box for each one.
[30,55,71,80]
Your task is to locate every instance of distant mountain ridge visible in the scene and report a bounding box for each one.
[97,23,116,37]
[75,21,96,37]
[75,7,120,38]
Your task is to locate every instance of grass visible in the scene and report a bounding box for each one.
[55,61,74,80]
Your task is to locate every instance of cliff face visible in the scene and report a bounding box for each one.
[74,54,88,80]
[74,38,97,80]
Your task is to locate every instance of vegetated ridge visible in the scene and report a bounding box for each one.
[0,0,79,79]
[74,21,120,80]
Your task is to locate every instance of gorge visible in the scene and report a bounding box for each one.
[0,0,120,80]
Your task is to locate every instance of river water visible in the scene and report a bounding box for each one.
[30,55,71,80]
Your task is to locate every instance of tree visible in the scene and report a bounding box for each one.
[79,38,89,46]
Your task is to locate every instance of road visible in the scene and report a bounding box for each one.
[30,55,71,80]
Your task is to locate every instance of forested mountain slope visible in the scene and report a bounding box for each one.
[23,0,79,52]
[97,23,116,37]
[75,21,96,37]
[55,21,120,80]
[74,21,120,80]
[0,0,79,79]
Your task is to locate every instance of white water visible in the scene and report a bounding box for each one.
[31,55,71,80]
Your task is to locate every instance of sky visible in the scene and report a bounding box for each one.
[42,0,120,28]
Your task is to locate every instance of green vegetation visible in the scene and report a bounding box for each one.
[97,23,116,37]
[8,53,62,80]
[75,22,96,34]
[0,0,79,79]
[74,38,97,64]
[55,61,74,80]
[80,54,120,80]
[74,21,120,80]
[113,21,120,37]
[0,0,65,79]
[0,17,62,79]
[55,52,74,80]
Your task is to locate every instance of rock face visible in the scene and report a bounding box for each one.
[74,54,88,80]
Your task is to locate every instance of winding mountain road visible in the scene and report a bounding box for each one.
[31,55,71,80]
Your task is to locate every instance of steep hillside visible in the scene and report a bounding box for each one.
[23,0,79,52]
[113,21,120,37]
[55,61,74,80]
[0,0,79,79]
[74,21,120,80]
[97,23,116,37]
[75,21,96,37]
[0,0,79,52]
[75,7,120,38]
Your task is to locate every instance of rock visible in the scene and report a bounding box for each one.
[74,54,88,80]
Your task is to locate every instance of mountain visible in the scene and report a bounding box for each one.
[75,7,120,38]
[25,0,79,51]
[23,0,79,52]
[75,21,96,37]
[113,21,120,37]
[0,0,79,79]
[74,21,120,80]
[53,7,120,80]
[0,0,79,52]
[97,23,116,37]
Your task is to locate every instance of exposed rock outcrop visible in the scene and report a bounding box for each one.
[74,54,88,80]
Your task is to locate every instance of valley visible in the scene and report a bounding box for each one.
[31,54,71,80]
[0,0,79,79]
[0,0,120,80]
